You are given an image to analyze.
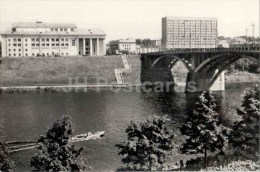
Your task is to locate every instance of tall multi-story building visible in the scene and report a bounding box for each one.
[162,17,218,49]
[0,21,106,57]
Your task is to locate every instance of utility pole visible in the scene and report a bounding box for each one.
[252,23,255,46]
[246,28,248,46]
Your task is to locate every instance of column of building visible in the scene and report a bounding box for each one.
[77,37,79,56]
[22,36,24,57]
[39,36,42,55]
[90,38,93,56]
[96,38,99,56]
[83,38,85,55]
[59,36,61,55]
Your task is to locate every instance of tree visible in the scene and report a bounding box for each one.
[31,115,88,171]
[218,36,226,40]
[229,84,260,161]
[136,39,142,45]
[116,116,175,171]
[180,91,227,169]
[0,125,14,171]
[227,64,235,74]
[248,63,260,73]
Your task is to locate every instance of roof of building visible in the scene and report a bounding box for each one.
[109,38,136,44]
[0,28,106,36]
[12,22,77,28]
[163,16,217,20]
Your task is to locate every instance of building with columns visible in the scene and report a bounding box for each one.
[0,21,106,57]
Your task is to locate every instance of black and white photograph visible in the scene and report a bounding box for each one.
[0,0,259,171]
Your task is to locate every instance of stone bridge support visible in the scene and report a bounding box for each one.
[186,54,225,92]
[185,69,225,92]
[141,54,174,89]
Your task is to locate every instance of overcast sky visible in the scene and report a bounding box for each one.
[0,0,259,42]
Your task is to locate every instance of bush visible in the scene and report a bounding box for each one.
[206,160,259,171]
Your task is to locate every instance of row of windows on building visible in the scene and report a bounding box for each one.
[8,38,28,42]
[8,48,28,52]
[31,43,69,47]
[168,40,217,42]
[167,20,217,23]
[8,43,70,47]
[168,36,217,39]
[170,42,216,45]
[121,44,133,47]
[168,29,217,32]
[50,28,75,32]
[8,38,71,42]
[168,28,217,30]
[31,38,69,42]
[168,33,217,35]
[167,23,217,26]
[8,52,70,57]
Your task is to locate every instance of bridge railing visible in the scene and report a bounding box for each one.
[144,46,260,55]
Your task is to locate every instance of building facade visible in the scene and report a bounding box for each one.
[136,46,160,54]
[109,38,136,54]
[0,22,106,57]
[162,17,218,49]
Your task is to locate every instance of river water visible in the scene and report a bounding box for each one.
[0,82,256,170]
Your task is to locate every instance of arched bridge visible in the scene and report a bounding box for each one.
[140,47,260,92]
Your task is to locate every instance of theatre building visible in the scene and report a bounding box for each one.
[0,21,106,57]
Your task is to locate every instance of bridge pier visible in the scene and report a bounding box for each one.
[185,70,225,92]
[141,54,174,90]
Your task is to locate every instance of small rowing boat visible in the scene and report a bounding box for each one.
[70,131,105,143]
[7,131,105,153]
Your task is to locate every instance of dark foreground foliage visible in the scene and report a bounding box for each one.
[31,115,88,171]
[180,91,227,168]
[229,84,259,161]
[0,126,14,171]
[116,115,175,171]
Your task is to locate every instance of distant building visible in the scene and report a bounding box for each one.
[0,21,106,57]
[150,39,161,48]
[109,38,136,54]
[162,17,218,49]
[136,46,160,54]
[217,40,230,48]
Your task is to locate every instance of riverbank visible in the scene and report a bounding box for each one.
[225,71,259,83]
[0,84,136,93]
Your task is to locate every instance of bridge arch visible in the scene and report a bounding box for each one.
[151,55,193,71]
[195,53,259,74]
[206,54,259,90]
[194,54,230,73]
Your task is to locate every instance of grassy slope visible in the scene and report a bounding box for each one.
[0,56,124,86]
[123,55,141,85]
